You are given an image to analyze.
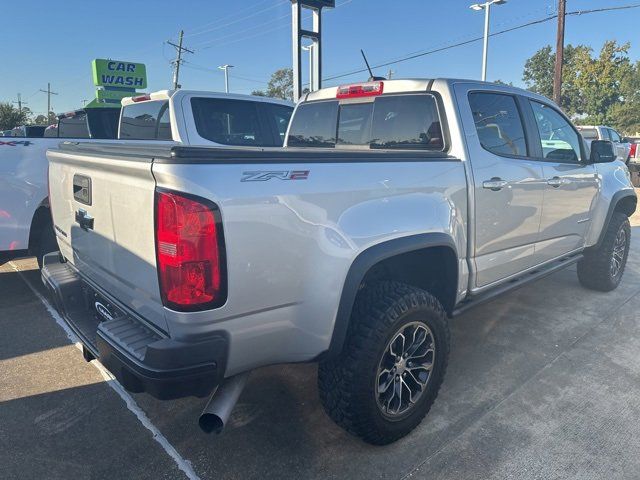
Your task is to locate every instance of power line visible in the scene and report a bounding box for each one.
[323,2,640,82]
[185,0,289,39]
[194,0,354,51]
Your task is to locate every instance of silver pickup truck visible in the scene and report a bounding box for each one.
[43,79,636,445]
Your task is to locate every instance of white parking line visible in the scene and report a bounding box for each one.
[9,262,201,480]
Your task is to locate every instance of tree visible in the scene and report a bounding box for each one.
[522,40,640,133]
[0,102,30,130]
[252,68,294,101]
[523,44,590,116]
[574,41,633,125]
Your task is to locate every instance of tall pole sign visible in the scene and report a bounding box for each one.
[291,0,334,102]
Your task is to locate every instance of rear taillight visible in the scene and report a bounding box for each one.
[336,81,384,99]
[155,190,226,311]
[630,144,637,158]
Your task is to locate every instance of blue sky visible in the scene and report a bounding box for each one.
[1,0,638,114]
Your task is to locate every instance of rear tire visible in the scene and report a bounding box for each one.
[318,281,450,445]
[577,212,630,292]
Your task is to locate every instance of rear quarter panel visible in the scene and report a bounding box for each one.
[152,156,468,375]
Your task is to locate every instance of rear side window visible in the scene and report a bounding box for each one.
[288,94,444,150]
[469,92,528,157]
[191,98,267,146]
[120,101,172,140]
[287,100,338,148]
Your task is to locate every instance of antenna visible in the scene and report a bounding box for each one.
[360,49,386,81]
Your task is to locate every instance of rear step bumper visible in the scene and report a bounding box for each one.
[40,252,227,400]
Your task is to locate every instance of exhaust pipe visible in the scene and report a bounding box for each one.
[199,372,250,434]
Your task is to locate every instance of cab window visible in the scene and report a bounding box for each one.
[120,100,172,140]
[529,100,582,163]
[288,94,444,151]
[191,97,272,146]
[608,129,621,143]
[468,92,528,157]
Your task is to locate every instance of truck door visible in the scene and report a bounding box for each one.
[458,87,546,288]
[526,100,599,263]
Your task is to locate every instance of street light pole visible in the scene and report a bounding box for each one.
[481,3,490,81]
[302,44,314,91]
[470,0,507,82]
[218,64,234,93]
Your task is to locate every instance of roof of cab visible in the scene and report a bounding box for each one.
[302,78,556,106]
[121,89,294,107]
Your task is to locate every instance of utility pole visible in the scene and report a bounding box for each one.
[167,30,194,90]
[13,93,27,113]
[218,64,234,93]
[39,83,58,117]
[387,69,395,80]
[553,0,566,105]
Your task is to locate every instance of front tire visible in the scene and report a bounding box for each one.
[318,281,450,445]
[577,212,631,292]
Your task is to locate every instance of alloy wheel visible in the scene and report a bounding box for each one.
[376,321,436,417]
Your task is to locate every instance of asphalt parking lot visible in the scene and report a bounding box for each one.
[2,204,640,480]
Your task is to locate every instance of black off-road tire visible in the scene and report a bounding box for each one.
[318,281,450,445]
[577,212,631,292]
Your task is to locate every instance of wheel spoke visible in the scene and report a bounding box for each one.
[389,333,406,358]
[377,369,395,394]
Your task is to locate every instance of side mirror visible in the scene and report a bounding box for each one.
[589,140,616,163]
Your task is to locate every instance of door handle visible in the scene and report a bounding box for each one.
[547,176,570,188]
[482,178,508,191]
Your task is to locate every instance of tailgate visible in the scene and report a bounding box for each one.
[47,145,167,332]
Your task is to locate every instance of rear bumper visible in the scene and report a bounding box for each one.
[41,253,227,400]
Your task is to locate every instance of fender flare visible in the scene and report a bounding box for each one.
[323,232,458,360]
[594,190,637,249]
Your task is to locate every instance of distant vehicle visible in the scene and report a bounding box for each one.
[1,130,13,137]
[2,92,292,268]
[11,125,47,138]
[577,125,631,163]
[43,80,635,445]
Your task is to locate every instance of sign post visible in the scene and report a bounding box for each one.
[291,0,334,102]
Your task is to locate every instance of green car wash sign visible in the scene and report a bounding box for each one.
[92,59,147,89]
